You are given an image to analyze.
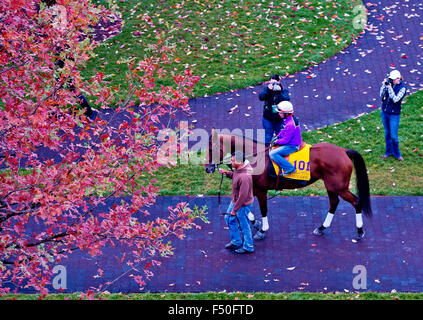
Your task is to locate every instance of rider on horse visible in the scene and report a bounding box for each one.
[269,101,302,176]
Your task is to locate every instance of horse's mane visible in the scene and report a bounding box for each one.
[217,133,265,146]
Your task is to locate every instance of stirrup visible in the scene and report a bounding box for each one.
[281,170,296,177]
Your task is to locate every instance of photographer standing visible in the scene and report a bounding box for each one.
[259,74,291,148]
[380,70,407,161]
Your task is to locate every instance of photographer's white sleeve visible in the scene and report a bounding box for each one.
[388,87,406,103]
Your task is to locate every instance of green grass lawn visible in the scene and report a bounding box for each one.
[144,89,423,196]
[85,0,366,102]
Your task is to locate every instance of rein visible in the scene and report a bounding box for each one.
[211,143,280,213]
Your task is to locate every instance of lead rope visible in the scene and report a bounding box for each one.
[217,171,225,215]
[215,145,282,204]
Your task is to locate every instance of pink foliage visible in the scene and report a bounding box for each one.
[0,0,203,295]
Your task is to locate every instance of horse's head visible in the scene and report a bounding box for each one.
[205,163,217,174]
[204,128,266,174]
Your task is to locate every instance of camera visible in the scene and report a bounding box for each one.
[271,82,281,91]
[384,78,393,86]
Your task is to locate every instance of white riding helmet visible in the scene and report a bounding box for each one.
[276,101,294,114]
[389,70,401,80]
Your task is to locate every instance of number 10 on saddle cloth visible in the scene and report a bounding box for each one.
[272,144,311,181]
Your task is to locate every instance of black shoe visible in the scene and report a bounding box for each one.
[225,242,241,250]
[234,248,253,254]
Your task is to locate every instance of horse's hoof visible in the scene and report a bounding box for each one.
[253,220,262,231]
[357,230,365,240]
[313,227,324,236]
[254,230,266,240]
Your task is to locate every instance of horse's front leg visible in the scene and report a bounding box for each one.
[313,191,339,236]
[252,189,269,240]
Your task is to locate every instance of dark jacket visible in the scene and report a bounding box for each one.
[380,81,407,114]
[224,162,254,212]
[259,84,291,122]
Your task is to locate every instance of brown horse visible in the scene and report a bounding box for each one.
[204,129,372,240]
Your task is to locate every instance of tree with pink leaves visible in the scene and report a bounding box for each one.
[0,0,204,295]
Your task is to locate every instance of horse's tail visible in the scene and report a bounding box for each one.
[346,149,373,217]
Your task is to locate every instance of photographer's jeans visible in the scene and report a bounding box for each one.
[224,202,254,252]
[262,117,282,145]
[381,110,401,159]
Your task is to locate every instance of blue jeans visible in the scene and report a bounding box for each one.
[381,110,401,158]
[269,144,300,174]
[262,117,283,144]
[224,202,254,252]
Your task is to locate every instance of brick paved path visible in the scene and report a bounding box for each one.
[54,195,423,293]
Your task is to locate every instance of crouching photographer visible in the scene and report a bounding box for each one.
[379,69,407,161]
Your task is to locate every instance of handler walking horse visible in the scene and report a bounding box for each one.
[205,129,372,240]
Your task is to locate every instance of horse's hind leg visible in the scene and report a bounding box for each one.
[252,189,269,240]
[339,190,365,239]
[313,191,339,236]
